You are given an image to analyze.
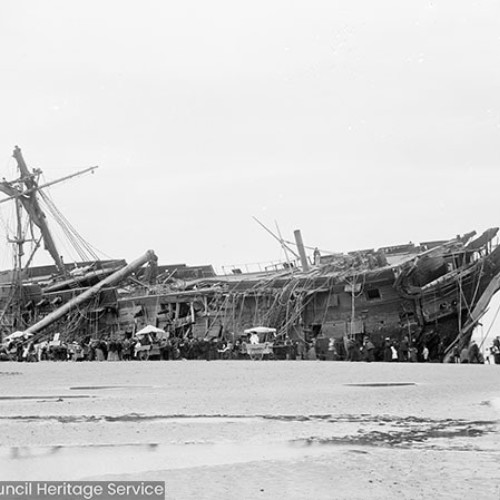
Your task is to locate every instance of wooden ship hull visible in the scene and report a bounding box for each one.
[3,228,498,362]
[1,148,500,360]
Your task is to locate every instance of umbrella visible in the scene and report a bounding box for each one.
[4,331,27,341]
[135,325,167,336]
[244,326,277,335]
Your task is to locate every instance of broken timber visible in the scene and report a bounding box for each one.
[23,250,157,339]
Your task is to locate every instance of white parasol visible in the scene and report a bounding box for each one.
[135,325,168,337]
[3,331,33,342]
[243,326,277,335]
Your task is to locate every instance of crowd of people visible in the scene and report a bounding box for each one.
[1,332,499,364]
[484,336,500,364]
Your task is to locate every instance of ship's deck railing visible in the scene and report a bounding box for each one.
[219,258,301,276]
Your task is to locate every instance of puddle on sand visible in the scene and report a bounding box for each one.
[0,395,91,401]
[1,414,494,480]
[344,383,416,387]
[0,414,262,424]
[1,441,339,480]
[70,386,153,391]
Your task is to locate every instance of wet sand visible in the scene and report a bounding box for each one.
[0,361,499,499]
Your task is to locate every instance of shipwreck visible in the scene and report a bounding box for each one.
[1,147,500,361]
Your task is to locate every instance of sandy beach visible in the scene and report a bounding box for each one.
[0,360,499,499]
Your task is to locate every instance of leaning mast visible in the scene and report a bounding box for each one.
[11,146,65,274]
[0,147,98,275]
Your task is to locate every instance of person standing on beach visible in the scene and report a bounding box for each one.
[362,337,375,362]
[391,343,398,362]
[409,343,418,362]
[383,338,392,362]
[399,336,409,362]
[438,341,446,363]
[307,340,317,360]
[460,345,469,363]
[422,345,429,362]
[468,340,481,364]
[490,338,500,364]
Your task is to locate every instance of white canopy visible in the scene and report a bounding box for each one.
[3,331,31,342]
[135,325,168,337]
[244,326,277,335]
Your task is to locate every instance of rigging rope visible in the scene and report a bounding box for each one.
[38,185,107,263]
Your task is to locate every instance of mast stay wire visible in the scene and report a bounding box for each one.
[38,186,107,264]
[38,174,115,261]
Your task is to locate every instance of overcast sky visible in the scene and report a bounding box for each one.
[0,0,499,272]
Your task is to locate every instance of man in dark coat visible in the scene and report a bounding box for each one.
[468,340,481,364]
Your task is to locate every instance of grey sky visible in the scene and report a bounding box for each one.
[1,0,499,271]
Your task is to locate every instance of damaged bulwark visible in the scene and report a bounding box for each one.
[6,230,500,363]
[16,250,158,344]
